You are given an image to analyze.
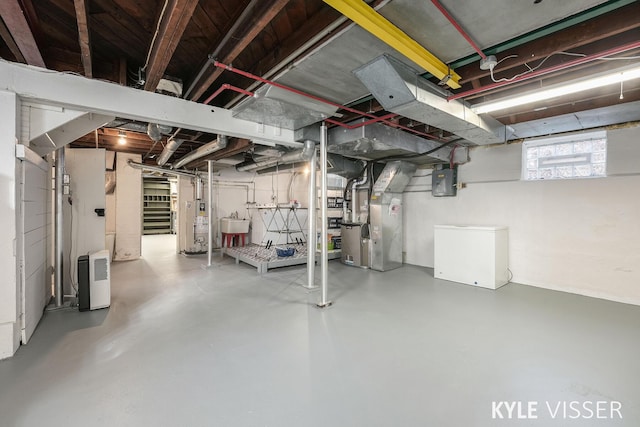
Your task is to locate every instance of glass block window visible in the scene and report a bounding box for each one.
[522,131,607,181]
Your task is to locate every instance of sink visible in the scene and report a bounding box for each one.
[220,218,250,234]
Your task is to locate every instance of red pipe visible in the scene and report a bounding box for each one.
[325,113,399,129]
[431,0,486,60]
[212,61,445,142]
[449,40,640,101]
[204,84,255,105]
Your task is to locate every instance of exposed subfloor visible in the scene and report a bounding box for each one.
[0,234,639,426]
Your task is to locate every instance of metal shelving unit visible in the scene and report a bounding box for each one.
[143,178,172,235]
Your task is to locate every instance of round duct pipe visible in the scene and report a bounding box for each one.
[236,140,315,172]
[173,135,228,169]
[106,120,172,136]
[156,138,184,166]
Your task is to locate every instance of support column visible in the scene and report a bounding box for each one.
[317,123,332,308]
[207,160,213,267]
[54,147,64,307]
[305,143,317,288]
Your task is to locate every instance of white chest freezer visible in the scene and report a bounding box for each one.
[434,225,509,289]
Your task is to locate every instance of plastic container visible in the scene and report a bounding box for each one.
[275,247,295,257]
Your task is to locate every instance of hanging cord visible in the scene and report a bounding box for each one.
[490,51,640,83]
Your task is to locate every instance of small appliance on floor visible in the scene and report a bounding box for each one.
[78,249,111,311]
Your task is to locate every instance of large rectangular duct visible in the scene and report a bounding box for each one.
[354,55,511,145]
[295,118,461,164]
[232,85,338,130]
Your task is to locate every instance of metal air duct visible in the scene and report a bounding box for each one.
[353,55,511,145]
[172,135,228,169]
[106,120,172,135]
[296,118,462,164]
[156,138,184,166]
[236,140,315,172]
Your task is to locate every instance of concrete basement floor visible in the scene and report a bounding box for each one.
[0,235,639,426]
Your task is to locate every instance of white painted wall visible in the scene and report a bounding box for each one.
[0,91,20,358]
[212,168,311,246]
[114,153,142,260]
[404,125,640,306]
[63,149,106,294]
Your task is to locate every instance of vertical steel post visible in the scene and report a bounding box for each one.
[305,143,317,288]
[207,160,214,267]
[317,123,332,307]
[54,148,64,307]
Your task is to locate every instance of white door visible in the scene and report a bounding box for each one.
[17,146,51,344]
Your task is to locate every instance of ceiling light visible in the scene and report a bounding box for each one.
[472,64,640,115]
[118,131,127,145]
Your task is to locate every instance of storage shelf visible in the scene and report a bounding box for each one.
[143,178,172,235]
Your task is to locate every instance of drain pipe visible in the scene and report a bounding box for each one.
[54,148,64,307]
[172,135,228,169]
[156,138,184,166]
[317,123,332,308]
[207,160,214,267]
[305,143,317,289]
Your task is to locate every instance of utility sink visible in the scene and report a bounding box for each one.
[220,218,250,234]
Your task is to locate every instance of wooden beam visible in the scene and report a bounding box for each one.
[144,0,200,92]
[118,57,127,85]
[73,0,92,78]
[189,0,291,101]
[0,15,25,62]
[0,0,45,67]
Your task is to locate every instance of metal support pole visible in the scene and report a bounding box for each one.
[54,148,64,307]
[207,160,214,267]
[317,123,332,308]
[305,144,317,288]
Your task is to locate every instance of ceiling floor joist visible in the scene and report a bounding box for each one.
[144,0,199,92]
[0,0,45,67]
[73,0,92,78]
[189,0,290,102]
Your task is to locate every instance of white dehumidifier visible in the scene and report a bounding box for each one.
[78,249,111,311]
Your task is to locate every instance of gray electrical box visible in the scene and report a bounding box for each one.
[432,169,457,197]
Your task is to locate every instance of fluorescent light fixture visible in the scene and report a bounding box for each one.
[472,64,640,114]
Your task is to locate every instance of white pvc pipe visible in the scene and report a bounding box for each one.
[54,148,64,307]
[318,123,331,307]
[207,160,213,267]
[306,145,317,288]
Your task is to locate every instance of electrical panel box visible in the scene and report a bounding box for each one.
[432,169,457,197]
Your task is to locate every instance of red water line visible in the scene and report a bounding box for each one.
[204,84,255,105]
[448,40,640,101]
[431,0,486,60]
[326,113,399,129]
[212,61,445,141]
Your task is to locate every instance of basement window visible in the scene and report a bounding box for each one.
[522,130,607,181]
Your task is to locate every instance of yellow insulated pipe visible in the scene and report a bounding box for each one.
[323,0,462,89]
